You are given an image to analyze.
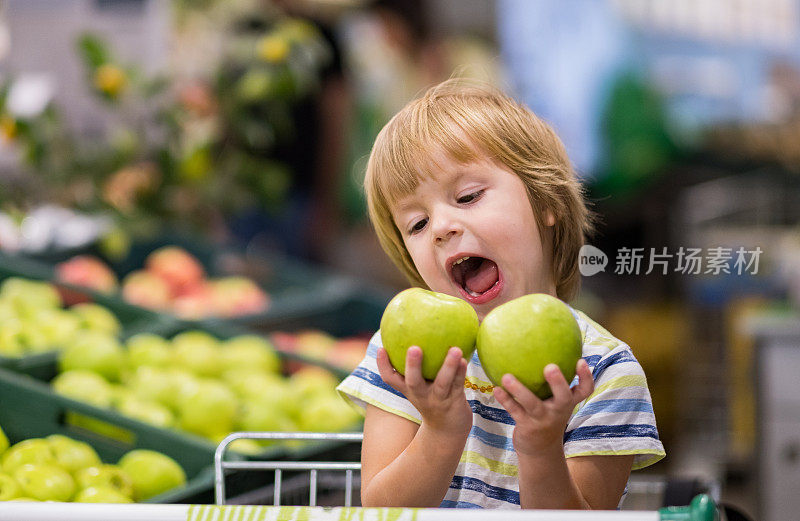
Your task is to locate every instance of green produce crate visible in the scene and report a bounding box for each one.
[0,252,177,379]
[1,320,365,502]
[0,366,255,503]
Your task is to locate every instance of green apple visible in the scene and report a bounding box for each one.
[34,309,82,349]
[126,367,176,408]
[118,450,186,501]
[221,369,289,402]
[126,333,173,370]
[237,396,297,433]
[298,395,361,432]
[171,330,222,377]
[116,396,175,428]
[0,472,21,501]
[18,319,52,353]
[75,464,133,499]
[46,435,101,474]
[0,423,8,455]
[288,367,339,404]
[1,439,56,474]
[477,293,582,399]
[0,278,61,315]
[177,380,237,437]
[52,370,114,408]
[70,303,122,336]
[164,369,202,411]
[380,288,479,379]
[0,319,25,357]
[74,485,133,503]
[59,331,125,382]
[221,335,281,374]
[14,463,76,502]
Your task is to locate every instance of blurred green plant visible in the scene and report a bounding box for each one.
[0,10,331,240]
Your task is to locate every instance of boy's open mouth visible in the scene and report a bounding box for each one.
[451,256,500,298]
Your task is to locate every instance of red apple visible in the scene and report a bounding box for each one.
[55,256,118,306]
[208,277,269,317]
[145,246,205,297]
[121,271,171,310]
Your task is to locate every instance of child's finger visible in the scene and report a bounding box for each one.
[543,364,571,407]
[501,373,542,415]
[403,346,426,391]
[431,347,463,399]
[376,347,406,392]
[492,385,525,419]
[571,358,595,404]
[450,357,468,396]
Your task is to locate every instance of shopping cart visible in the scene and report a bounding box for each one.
[213,431,721,521]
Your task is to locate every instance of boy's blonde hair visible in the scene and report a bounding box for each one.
[364,79,593,301]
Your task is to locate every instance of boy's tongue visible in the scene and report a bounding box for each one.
[458,257,499,294]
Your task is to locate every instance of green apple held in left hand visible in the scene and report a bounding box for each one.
[380,288,479,379]
[118,450,186,501]
[477,293,583,399]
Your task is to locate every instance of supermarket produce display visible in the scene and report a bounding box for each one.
[45,326,363,448]
[0,431,186,502]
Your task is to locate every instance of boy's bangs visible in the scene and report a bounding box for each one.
[373,112,480,209]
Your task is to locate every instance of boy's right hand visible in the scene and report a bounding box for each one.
[376,346,472,438]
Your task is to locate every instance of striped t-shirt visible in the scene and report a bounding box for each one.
[336,307,666,509]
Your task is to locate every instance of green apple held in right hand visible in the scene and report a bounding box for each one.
[380,288,479,379]
[118,450,186,501]
[477,293,583,399]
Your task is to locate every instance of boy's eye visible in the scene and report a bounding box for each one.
[410,218,428,234]
[457,190,484,204]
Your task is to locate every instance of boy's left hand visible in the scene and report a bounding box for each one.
[492,358,594,457]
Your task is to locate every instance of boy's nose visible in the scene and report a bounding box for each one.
[432,215,463,244]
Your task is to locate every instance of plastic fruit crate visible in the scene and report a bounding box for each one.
[0,366,242,503]
[0,252,176,379]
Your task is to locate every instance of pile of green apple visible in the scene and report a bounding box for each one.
[381,289,582,399]
[52,330,362,451]
[0,424,186,502]
[0,277,123,359]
